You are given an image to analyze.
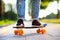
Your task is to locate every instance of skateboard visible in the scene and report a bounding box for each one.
[13,24,47,35]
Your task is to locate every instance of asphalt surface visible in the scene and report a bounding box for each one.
[0,21,60,40]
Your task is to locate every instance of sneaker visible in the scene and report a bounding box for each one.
[16,19,24,27]
[32,20,41,26]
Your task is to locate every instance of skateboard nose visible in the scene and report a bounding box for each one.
[43,24,47,27]
[41,24,47,27]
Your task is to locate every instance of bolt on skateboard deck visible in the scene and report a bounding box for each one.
[13,24,47,35]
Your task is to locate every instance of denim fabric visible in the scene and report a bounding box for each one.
[17,0,25,19]
[17,0,40,20]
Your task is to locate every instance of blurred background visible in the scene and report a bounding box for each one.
[0,0,60,27]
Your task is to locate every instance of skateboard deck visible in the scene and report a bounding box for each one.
[13,24,47,29]
[13,24,47,35]
[13,26,44,29]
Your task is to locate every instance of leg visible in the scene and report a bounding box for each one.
[32,0,40,20]
[17,0,25,26]
[32,0,41,26]
[17,0,25,19]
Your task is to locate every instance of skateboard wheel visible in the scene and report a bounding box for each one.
[36,29,41,34]
[36,29,46,34]
[14,30,19,35]
[41,29,46,34]
[18,29,24,35]
[14,29,24,35]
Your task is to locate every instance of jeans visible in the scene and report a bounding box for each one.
[17,0,40,20]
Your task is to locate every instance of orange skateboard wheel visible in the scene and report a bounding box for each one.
[36,29,46,34]
[18,29,24,35]
[36,29,41,34]
[41,29,46,34]
[14,30,19,35]
[14,29,24,35]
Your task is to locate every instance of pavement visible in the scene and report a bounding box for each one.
[0,21,60,40]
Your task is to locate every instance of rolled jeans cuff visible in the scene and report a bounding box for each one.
[32,18,38,20]
[18,18,25,20]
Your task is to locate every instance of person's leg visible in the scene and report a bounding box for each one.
[17,0,25,19]
[32,0,40,20]
[32,0,41,26]
[17,0,25,26]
